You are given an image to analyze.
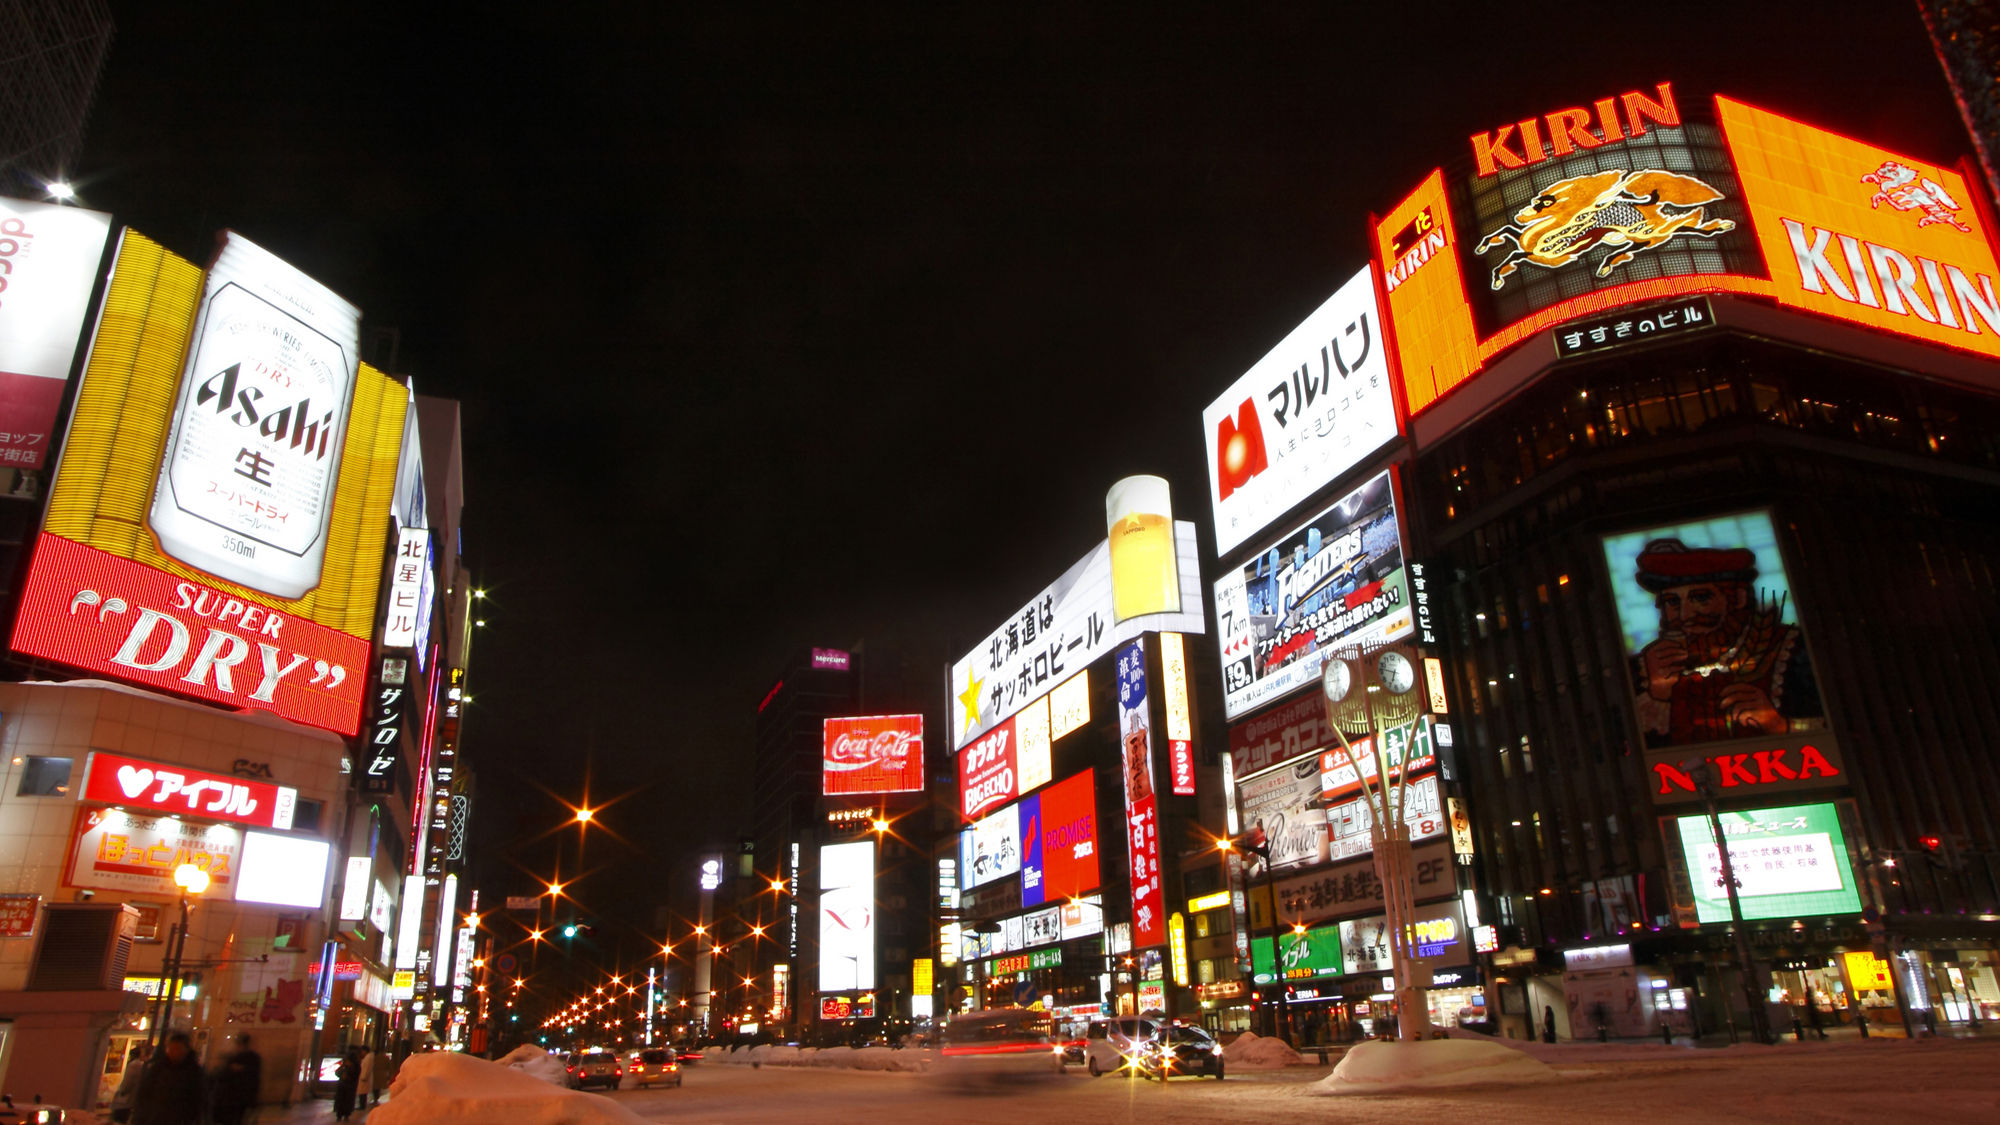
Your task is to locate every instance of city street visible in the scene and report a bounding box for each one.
[494,1039,2000,1125]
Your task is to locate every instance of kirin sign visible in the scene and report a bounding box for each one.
[823,714,924,795]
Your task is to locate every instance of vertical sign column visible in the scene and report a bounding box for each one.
[1116,639,1166,949]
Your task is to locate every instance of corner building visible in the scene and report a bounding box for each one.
[1382,86,2000,1038]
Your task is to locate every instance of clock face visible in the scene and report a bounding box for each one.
[1377,651,1416,695]
[1321,659,1352,703]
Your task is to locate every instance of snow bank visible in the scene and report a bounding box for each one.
[1312,1039,1558,1095]
[496,1044,570,1086]
[1443,1027,1703,1064]
[698,1043,933,1073]
[374,1051,650,1125]
[1223,1031,1306,1068]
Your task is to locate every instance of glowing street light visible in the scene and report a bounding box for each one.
[46,181,75,201]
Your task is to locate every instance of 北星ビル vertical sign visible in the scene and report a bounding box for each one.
[0,198,112,469]
[823,714,924,795]
[1116,638,1166,948]
[1200,267,1398,555]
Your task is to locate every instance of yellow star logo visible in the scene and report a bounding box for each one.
[957,670,984,733]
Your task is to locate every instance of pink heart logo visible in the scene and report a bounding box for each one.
[116,765,154,799]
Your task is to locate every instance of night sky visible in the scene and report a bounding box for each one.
[73,2,1967,947]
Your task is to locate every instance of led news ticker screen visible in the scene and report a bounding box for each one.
[9,230,408,736]
[1674,801,1862,923]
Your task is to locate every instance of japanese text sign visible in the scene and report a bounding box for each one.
[1117,638,1166,948]
[1673,801,1862,923]
[952,522,1205,751]
[0,197,113,470]
[1201,266,1398,555]
[65,806,241,898]
[382,526,430,649]
[83,750,297,830]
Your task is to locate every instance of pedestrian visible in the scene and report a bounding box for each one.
[1542,1005,1558,1044]
[110,1045,149,1124]
[358,1048,375,1108]
[131,1031,207,1125]
[210,1033,262,1125]
[1804,994,1827,1040]
[333,1048,361,1122]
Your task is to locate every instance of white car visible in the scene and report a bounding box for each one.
[1082,1017,1159,1078]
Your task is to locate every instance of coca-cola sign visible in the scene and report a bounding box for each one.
[822,714,924,795]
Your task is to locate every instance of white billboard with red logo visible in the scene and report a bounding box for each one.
[1200,266,1398,557]
[82,750,298,830]
[823,714,924,795]
[64,806,242,898]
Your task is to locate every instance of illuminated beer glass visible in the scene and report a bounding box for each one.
[1106,475,1181,621]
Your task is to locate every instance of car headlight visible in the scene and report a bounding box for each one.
[1211,1045,1225,1055]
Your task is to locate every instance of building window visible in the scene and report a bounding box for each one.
[294,799,324,834]
[15,756,73,797]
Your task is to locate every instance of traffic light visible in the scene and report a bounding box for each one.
[564,925,578,938]
[1919,836,1947,867]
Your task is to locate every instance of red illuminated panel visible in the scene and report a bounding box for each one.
[1035,769,1100,901]
[11,534,367,735]
[81,751,296,829]
[1719,96,2000,360]
[1375,170,1481,415]
[958,715,1016,820]
[823,714,924,795]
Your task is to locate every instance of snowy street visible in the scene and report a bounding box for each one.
[452,1037,2000,1125]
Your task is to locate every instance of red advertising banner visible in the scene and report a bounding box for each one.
[1169,739,1195,796]
[958,715,1016,821]
[1034,770,1101,902]
[10,534,369,735]
[1229,690,1336,781]
[823,714,924,794]
[0,894,40,938]
[1115,638,1166,948]
[82,751,297,830]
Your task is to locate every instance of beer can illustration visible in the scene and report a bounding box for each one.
[1106,474,1181,622]
[148,233,361,599]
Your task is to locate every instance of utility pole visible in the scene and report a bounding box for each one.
[1682,758,1772,1045]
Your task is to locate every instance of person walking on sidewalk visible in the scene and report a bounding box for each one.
[333,1048,362,1122]
[357,1049,375,1108]
[110,1045,149,1124]
[132,1032,207,1125]
[210,1033,263,1125]
[369,1044,390,1106]
[1542,1005,1558,1044]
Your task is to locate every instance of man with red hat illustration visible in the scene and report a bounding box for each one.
[1631,538,1823,749]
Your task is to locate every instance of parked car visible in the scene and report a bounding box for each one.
[625,1047,682,1088]
[565,1050,623,1089]
[677,1043,704,1064]
[1082,1017,1159,1078]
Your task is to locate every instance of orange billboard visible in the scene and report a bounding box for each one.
[1719,96,2000,360]
[1376,170,1480,415]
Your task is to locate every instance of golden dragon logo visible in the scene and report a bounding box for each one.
[1475,169,1736,290]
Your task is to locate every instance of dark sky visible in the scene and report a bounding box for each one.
[76,2,1967,944]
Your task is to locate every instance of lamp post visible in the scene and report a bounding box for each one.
[1681,758,1772,1045]
[150,862,210,1049]
[1218,833,1292,1043]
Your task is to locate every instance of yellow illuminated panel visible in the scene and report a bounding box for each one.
[1376,170,1480,415]
[1049,669,1090,740]
[1843,950,1892,991]
[1162,632,1191,742]
[47,230,406,641]
[1719,96,2000,360]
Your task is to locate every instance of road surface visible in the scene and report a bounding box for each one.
[587,1038,2000,1124]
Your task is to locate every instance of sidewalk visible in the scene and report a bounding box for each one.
[253,1094,391,1125]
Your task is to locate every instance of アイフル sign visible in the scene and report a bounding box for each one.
[81,750,297,831]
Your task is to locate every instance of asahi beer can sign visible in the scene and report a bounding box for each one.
[150,233,361,599]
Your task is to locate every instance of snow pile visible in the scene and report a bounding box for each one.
[373,1051,650,1125]
[496,1044,570,1086]
[1223,1031,1306,1068]
[1311,1039,1558,1095]
[1444,1027,1700,1064]
[811,1046,855,1068]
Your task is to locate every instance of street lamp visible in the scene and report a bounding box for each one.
[1219,833,1291,1043]
[1681,757,1773,1045]
[151,862,210,1049]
